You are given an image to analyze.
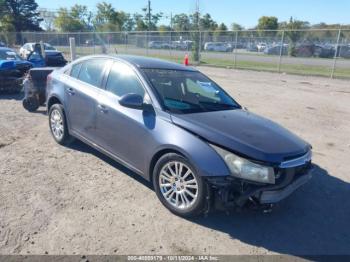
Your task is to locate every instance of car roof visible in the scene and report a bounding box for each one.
[72,55,198,72]
[101,55,198,71]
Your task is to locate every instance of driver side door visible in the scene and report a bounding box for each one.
[95,61,154,174]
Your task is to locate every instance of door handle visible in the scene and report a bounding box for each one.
[98,104,108,113]
[67,87,75,95]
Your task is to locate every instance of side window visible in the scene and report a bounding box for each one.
[78,59,106,87]
[70,63,82,78]
[105,62,145,97]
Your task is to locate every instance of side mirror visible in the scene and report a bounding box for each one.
[119,93,144,110]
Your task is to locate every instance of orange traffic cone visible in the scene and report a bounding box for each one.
[184,54,189,66]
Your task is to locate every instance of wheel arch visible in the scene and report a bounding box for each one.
[148,148,186,183]
[47,96,62,112]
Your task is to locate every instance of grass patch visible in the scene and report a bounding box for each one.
[59,46,350,79]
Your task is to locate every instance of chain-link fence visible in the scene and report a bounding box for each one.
[1,29,349,79]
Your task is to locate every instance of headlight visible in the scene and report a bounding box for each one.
[211,144,275,184]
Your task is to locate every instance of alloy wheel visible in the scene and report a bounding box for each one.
[159,161,199,210]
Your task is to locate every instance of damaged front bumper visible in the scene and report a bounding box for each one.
[206,162,314,210]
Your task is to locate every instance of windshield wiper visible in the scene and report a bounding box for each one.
[198,101,240,110]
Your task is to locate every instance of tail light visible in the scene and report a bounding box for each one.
[47,73,52,86]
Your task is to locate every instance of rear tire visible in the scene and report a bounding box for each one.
[153,153,208,217]
[48,104,74,145]
[23,97,39,112]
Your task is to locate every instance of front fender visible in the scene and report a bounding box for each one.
[148,121,230,179]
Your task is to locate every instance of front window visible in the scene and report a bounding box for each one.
[143,69,240,114]
[105,62,145,98]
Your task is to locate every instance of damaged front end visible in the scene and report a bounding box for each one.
[0,61,32,94]
[205,153,314,213]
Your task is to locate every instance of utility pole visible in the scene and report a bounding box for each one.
[148,0,151,31]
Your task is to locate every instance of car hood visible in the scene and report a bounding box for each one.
[171,109,310,164]
[0,59,32,70]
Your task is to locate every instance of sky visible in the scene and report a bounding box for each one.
[35,0,350,28]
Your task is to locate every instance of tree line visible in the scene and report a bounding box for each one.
[1,0,349,33]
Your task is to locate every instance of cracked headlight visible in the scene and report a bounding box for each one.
[211,144,275,184]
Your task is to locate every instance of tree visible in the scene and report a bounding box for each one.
[93,2,128,31]
[0,0,42,32]
[257,16,278,36]
[141,4,162,30]
[54,5,91,32]
[133,13,148,31]
[231,23,243,31]
[199,13,218,31]
[39,8,56,31]
[172,14,191,31]
[213,23,228,41]
[281,17,310,56]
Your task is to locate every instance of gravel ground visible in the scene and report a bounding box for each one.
[0,67,350,256]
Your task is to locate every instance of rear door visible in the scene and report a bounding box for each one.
[65,58,110,142]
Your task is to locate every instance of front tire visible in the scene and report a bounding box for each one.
[153,153,208,217]
[49,104,74,145]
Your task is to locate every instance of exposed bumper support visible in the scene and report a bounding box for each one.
[259,169,313,204]
[206,164,314,211]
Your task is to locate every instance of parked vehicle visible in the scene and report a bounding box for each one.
[257,42,267,52]
[264,44,288,56]
[171,41,190,50]
[336,44,350,59]
[246,43,258,52]
[0,47,32,93]
[148,41,165,49]
[313,45,334,58]
[19,42,67,66]
[47,55,314,217]
[204,42,232,52]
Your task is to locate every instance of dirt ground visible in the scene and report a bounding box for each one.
[0,67,350,256]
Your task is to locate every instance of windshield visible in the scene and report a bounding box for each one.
[143,69,240,114]
[0,49,22,61]
[44,44,56,50]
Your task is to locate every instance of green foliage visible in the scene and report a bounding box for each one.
[231,23,243,31]
[141,4,162,31]
[173,14,191,31]
[280,17,310,56]
[0,0,42,32]
[257,16,278,36]
[54,6,90,32]
[93,2,128,31]
[199,13,218,31]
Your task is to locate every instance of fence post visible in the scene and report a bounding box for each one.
[331,28,342,79]
[233,30,238,68]
[278,30,285,73]
[199,31,202,65]
[69,37,76,61]
[125,32,128,53]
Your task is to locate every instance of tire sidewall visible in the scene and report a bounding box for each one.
[153,153,207,217]
[48,104,71,145]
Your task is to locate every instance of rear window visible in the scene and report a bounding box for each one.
[70,63,82,78]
